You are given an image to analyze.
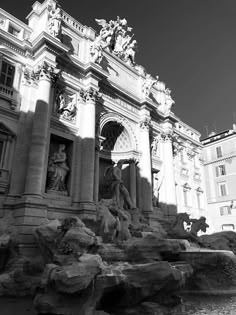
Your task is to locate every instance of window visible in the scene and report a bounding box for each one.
[222,224,234,231]
[216,164,226,177]
[8,25,20,37]
[218,182,227,197]
[0,61,15,87]
[216,146,222,158]
[220,206,231,216]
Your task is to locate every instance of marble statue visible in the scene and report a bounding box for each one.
[142,74,158,98]
[46,144,69,195]
[107,161,135,210]
[90,36,104,64]
[47,4,62,38]
[158,88,175,115]
[94,16,136,66]
[123,39,137,65]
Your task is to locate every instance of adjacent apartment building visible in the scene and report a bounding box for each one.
[201,126,236,232]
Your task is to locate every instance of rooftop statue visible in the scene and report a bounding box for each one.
[93,16,137,66]
[47,3,62,39]
[158,88,175,115]
[142,74,159,98]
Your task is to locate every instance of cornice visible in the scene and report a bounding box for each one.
[0,105,20,121]
[173,129,203,148]
[31,31,70,57]
[204,153,236,166]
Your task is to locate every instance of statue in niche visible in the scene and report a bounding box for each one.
[46,144,69,195]
[142,74,159,98]
[55,90,77,121]
[151,135,159,156]
[47,3,62,39]
[105,160,135,210]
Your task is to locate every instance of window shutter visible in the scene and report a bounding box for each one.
[215,166,219,177]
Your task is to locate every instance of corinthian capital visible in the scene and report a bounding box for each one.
[34,61,61,84]
[85,87,101,102]
[140,117,151,130]
[160,130,173,142]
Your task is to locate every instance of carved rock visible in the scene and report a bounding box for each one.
[122,234,189,263]
[199,231,236,254]
[180,250,236,292]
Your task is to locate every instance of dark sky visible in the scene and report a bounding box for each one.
[1,0,236,138]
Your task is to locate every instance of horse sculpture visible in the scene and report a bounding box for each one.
[171,212,191,236]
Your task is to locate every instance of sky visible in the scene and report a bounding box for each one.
[1,0,236,138]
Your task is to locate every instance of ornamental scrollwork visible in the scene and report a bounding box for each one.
[160,131,173,142]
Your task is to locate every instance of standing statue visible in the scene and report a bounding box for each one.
[90,36,104,64]
[48,5,62,39]
[142,74,159,98]
[110,161,135,210]
[123,39,137,66]
[46,144,69,195]
[158,88,175,115]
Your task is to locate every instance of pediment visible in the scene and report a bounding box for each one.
[0,122,15,137]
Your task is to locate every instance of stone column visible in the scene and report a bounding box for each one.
[24,62,58,197]
[72,92,85,206]
[160,131,177,217]
[79,88,99,215]
[139,118,153,214]
[129,160,137,208]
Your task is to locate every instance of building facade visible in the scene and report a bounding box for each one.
[202,127,236,232]
[0,0,208,252]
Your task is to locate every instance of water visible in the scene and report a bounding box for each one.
[1,294,236,315]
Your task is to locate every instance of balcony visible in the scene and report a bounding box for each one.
[0,84,18,109]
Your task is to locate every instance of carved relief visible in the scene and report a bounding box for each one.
[172,135,184,157]
[55,89,78,122]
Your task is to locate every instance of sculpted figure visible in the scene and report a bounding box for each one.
[95,19,116,50]
[48,6,62,38]
[190,217,209,237]
[123,39,137,65]
[158,88,175,115]
[142,74,158,98]
[111,161,135,210]
[47,144,69,195]
[90,36,104,64]
[55,91,77,121]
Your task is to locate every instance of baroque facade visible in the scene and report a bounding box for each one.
[201,126,236,232]
[0,0,208,252]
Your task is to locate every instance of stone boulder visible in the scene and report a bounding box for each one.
[34,219,61,262]
[199,231,236,254]
[95,260,193,313]
[122,234,190,263]
[179,249,236,292]
[63,225,97,256]
[41,254,103,294]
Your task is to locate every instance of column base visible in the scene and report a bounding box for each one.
[78,201,97,221]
